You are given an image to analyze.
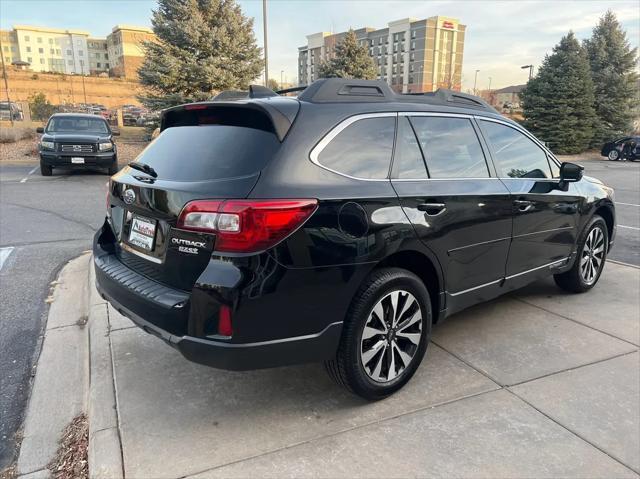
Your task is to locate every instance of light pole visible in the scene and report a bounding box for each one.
[473,69,479,95]
[262,0,269,87]
[280,70,284,89]
[521,64,533,80]
[488,76,492,92]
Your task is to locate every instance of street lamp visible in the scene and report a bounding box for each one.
[488,76,492,92]
[263,0,269,87]
[281,70,284,89]
[521,64,533,80]
[473,69,479,95]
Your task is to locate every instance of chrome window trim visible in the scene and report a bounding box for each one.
[474,115,563,175]
[309,112,397,182]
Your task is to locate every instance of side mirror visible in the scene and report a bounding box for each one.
[111,129,120,136]
[560,162,583,183]
[36,127,44,134]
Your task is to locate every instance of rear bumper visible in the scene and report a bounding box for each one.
[93,227,348,371]
[40,151,116,167]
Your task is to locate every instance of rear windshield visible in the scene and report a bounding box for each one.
[47,117,109,133]
[133,125,279,181]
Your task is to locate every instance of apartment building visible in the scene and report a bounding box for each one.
[0,24,155,79]
[298,16,465,93]
[107,25,154,79]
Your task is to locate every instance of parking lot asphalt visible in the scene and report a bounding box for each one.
[0,155,638,470]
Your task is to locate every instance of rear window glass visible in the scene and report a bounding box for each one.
[317,117,395,179]
[134,125,279,181]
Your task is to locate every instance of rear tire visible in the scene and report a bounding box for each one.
[554,215,608,293]
[324,267,432,400]
[40,162,52,176]
[607,150,619,161]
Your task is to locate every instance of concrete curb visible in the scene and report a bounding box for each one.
[16,253,91,478]
[87,259,124,479]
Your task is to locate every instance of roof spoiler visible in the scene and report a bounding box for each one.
[211,85,278,101]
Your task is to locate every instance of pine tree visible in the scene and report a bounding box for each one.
[584,10,639,146]
[520,32,596,154]
[138,0,263,110]
[318,30,377,80]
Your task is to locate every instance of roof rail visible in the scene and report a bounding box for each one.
[276,86,307,95]
[298,78,395,103]
[404,89,494,111]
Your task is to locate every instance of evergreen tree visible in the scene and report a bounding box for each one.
[318,30,377,80]
[138,0,263,110]
[521,32,596,154]
[584,10,639,146]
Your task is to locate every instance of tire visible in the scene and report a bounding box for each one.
[554,215,608,293]
[40,162,52,176]
[107,159,118,176]
[607,149,619,161]
[324,267,432,400]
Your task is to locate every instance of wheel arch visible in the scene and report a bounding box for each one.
[374,249,444,324]
[594,203,615,250]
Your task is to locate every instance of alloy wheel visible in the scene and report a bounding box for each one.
[360,290,422,383]
[580,226,605,285]
[608,150,619,161]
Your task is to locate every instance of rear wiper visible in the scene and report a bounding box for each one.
[128,161,158,178]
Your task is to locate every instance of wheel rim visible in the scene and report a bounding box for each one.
[360,290,422,383]
[580,226,605,285]
[608,150,619,160]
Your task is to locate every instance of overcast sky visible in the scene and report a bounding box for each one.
[1,0,638,90]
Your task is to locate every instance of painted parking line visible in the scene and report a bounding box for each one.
[618,225,640,231]
[616,202,640,207]
[19,166,38,183]
[0,247,14,271]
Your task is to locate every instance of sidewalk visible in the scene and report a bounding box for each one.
[17,257,640,478]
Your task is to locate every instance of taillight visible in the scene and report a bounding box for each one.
[177,199,318,253]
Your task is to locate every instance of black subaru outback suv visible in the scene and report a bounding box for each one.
[94,79,616,400]
[37,113,119,176]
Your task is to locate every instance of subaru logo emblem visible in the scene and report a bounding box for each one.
[123,189,136,205]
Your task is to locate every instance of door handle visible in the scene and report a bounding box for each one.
[514,199,534,212]
[418,202,447,216]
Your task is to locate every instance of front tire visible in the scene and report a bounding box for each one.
[324,267,432,400]
[40,162,52,176]
[554,215,608,293]
[607,149,619,161]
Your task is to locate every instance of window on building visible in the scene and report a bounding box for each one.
[78,50,83,56]
[393,117,428,179]
[50,49,55,54]
[378,37,383,45]
[97,62,101,68]
[25,35,30,41]
[410,116,489,179]
[49,38,54,44]
[411,41,415,50]
[478,120,552,179]
[105,63,109,68]
[410,52,415,61]
[40,58,45,64]
[408,75,414,83]
[38,48,44,54]
[56,49,61,55]
[410,64,414,72]
[27,57,32,63]
[66,49,72,55]
[317,116,395,179]
[412,30,416,38]
[26,46,31,52]
[68,59,73,65]
[37,37,42,43]
[104,53,108,59]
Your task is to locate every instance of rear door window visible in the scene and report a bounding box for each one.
[479,120,552,179]
[135,121,280,181]
[392,117,428,179]
[410,116,489,178]
[316,116,395,179]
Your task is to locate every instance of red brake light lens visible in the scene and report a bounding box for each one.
[177,199,318,253]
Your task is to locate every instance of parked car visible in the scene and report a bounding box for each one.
[37,113,119,176]
[93,79,616,400]
[601,136,640,161]
[0,101,24,121]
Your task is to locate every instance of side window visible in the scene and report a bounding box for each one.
[479,120,552,179]
[410,116,489,178]
[317,116,395,179]
[393,117,428,179]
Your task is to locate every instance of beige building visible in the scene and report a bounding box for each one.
[298,16,465,93]
[0,24,155,79]
[107,25,155,79]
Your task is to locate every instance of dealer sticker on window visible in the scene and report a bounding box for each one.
[128,215,157,251]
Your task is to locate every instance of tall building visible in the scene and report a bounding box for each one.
[298,16,465,93]
[0,24,155,79]
[107,25,155,79]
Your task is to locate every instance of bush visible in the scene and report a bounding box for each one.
[29,92,58,122]
[0,127,36,143]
